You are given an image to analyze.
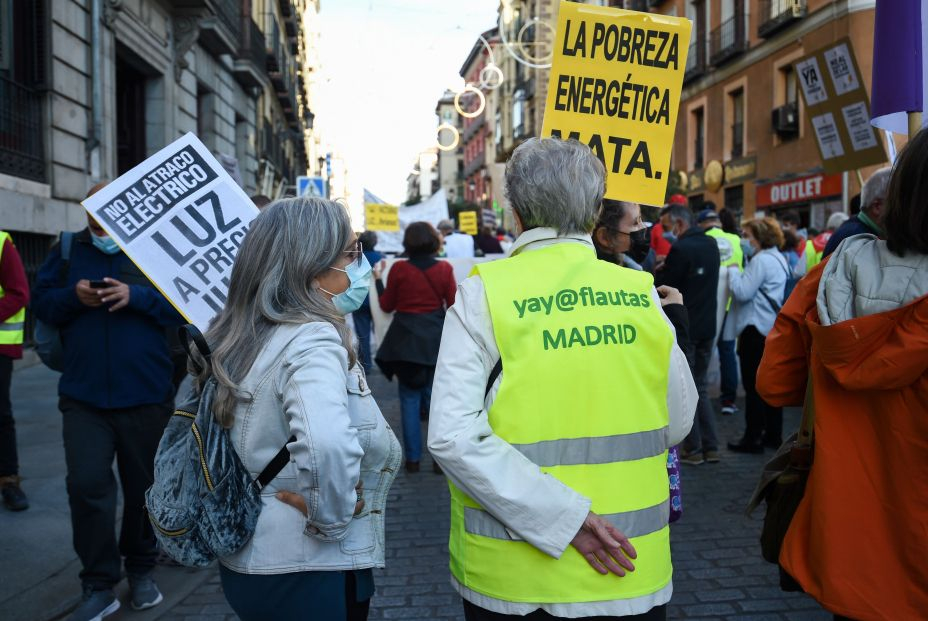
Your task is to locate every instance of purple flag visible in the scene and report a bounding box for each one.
[871,0,927,134]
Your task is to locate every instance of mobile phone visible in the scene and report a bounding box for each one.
[89,280,108,289]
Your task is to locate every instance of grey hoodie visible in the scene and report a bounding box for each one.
[817,234,928,326]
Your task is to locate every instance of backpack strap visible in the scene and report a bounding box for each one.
[58,232,73,286]
[410,260,447,309]
[179,324,211,375]
[758,252,791,313]
[254,436,297,491]
[485,358,502,399]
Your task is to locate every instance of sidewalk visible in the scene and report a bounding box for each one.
[0,364,215,621]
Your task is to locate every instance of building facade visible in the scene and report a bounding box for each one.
[405,148,438,205]
[458,28,498,211]
[664,0,882,226]
[1,0,320,345]
[435,89,463,206]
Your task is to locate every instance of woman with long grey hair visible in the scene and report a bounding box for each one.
[196,197,401,620]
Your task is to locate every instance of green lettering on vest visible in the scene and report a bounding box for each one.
[542,329,566,350]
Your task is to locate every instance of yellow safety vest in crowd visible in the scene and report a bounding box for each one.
[705,227,743,269]
[0,231,25,346]
[450,242,673,604]
[804,239,823,274]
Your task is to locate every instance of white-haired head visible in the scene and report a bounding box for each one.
[861,167,892,215]
[505,138,605,235]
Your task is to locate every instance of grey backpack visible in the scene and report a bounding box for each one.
[145,326,293,567]
[34,232,73,371]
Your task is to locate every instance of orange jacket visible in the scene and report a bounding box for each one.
[757,262,928,620]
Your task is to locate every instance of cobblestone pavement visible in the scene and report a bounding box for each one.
[168,369,829,621]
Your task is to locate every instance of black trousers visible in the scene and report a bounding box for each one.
[0,356,17,477]
[737,325,783,445]
[463,600,666,621]
[60,396,170,589]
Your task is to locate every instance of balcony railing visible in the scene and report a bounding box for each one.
[731,122,744,158]
[0,76,46,183]
[463,151,486,179]
[684,39,706,84]
[264,13,283,73]
[198,0,242,57]
[232,18,266,89]
[758,0,806,38]
[710,12,749,66]
[213,0,241,42]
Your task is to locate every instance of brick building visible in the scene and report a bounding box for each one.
[664,0,883,227]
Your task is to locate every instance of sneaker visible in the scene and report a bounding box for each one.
[679,451,704,465]
[128,574,163,611]
[0,476,28,511]
[720,401,738,415]
[704,450,721,463]
[67,587,119,621]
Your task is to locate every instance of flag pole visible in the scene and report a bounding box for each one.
[908,111,922,138]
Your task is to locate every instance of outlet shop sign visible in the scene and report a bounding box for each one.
[755,172,842,208]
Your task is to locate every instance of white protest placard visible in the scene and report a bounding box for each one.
[82,133,259,330]
[796,57,828,106]
[811,113,846,159]
[374,189,449,254]
[841,102,879,151]
[824,43,860,96]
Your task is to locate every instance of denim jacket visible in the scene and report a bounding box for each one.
[220,322,401,574]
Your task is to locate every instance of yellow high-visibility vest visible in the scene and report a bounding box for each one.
[449,242,673,604]
[705,227,743,269]
[0,231,25,346]
[804,239,823,274]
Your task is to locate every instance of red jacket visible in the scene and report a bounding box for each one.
[379,259,456,314]
[757,262,928,620]
[0,237,29,359]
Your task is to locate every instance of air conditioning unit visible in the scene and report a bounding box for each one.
[772,104,799,135]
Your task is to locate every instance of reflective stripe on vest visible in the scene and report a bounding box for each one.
[511,426,669,467]
[0,231,25,346]
[449,242,674,604]
[465,500,670,542]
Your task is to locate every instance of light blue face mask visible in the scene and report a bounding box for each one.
[322,254,373,315]
[662,231,678,245]
[91,231,121,255]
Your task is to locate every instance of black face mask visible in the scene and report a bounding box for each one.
[626,227,651,264]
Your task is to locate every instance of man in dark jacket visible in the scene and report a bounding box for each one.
[32,183,184,621]
[655,204,721,465]
[823,166,891,258]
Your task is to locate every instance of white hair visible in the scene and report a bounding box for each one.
[826,212,849,231]
[196,197,356,427]
[861,167,892,213]
[505,138,605,235]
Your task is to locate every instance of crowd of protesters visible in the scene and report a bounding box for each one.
[1,132,925,621]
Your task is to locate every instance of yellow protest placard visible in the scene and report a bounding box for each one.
[458,211,478,235]
[542,2,691,206]
[365,203,399,231]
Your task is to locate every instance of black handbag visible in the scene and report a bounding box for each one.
[746,374,815,591]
